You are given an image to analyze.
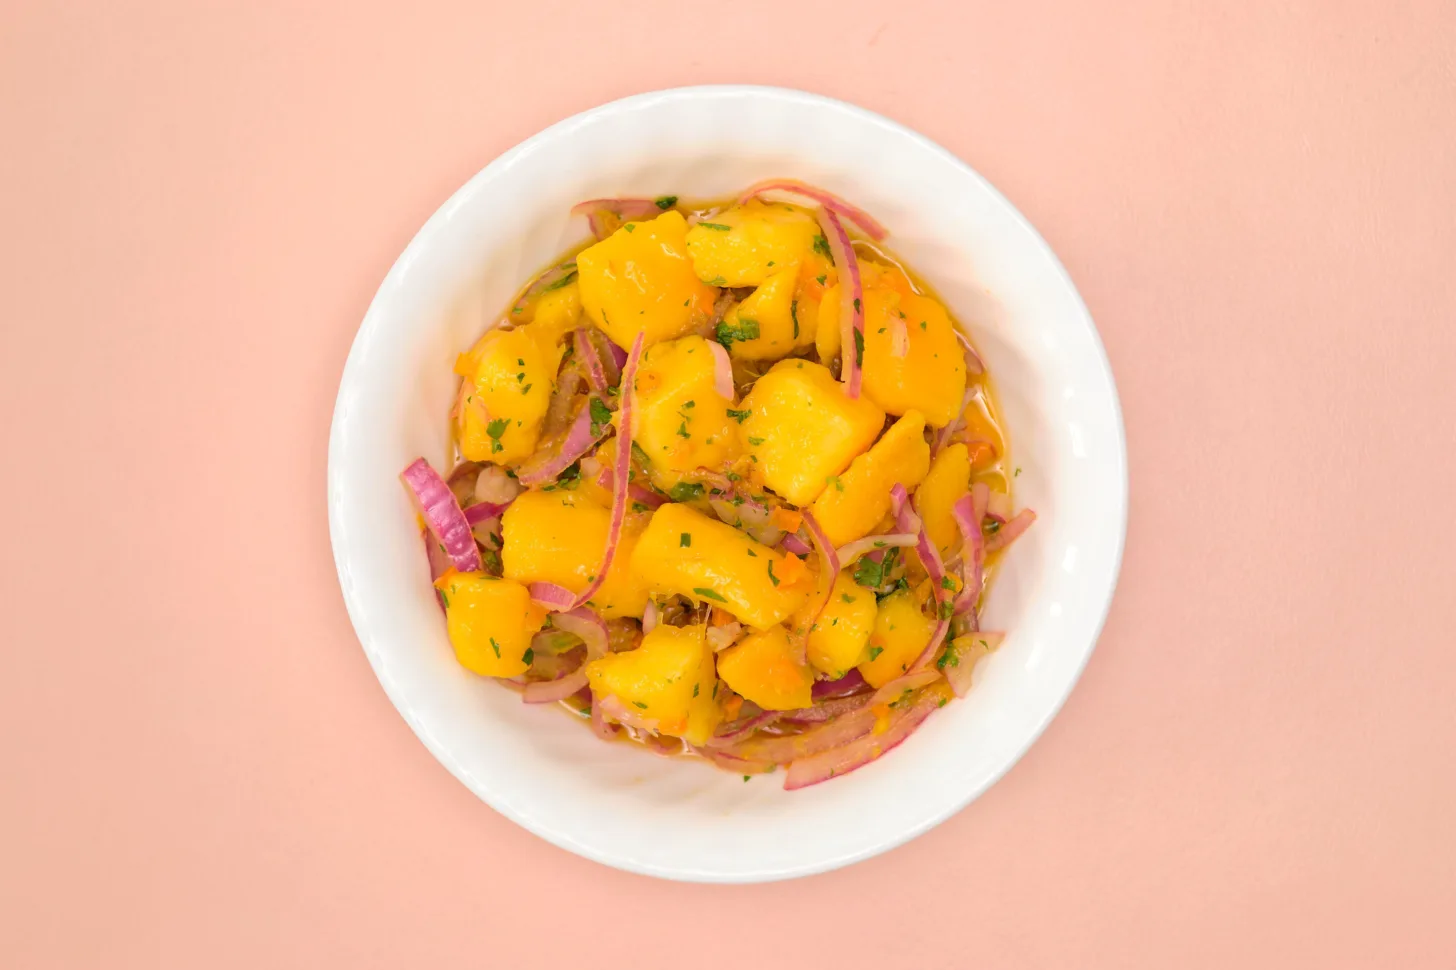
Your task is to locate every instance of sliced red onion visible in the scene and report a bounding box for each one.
[706,622,743,652]
[570,198,665,240]
[888,315,909,358]
[696,747,777,774]
[736,179,888,241]
[515,397,611,488]
[708,339,735,400]
[530,629,582,654]
[834,532,918,567]
[463,501,509,525]
[510,261,578,315]
[562,331,644,611]
[955,329,986,376]
[778,693,873,725]
[550,607,609,660]
[528,582,577,611]
[642,600,659,634]
[628,484,666,509]
[812,669,867,699]
[598,694,660,734]
[574,328,609,392]
[780,532,812,556]
[401,458,481,573]
[606,340,627,371]
[941,631,1005,697]
[933,387,977,456]
[893,482,953,674]
[783,689,940,790]
[870,668,941,705]
[522,669,589,704]
[708,710,781,747]
[587,329,624,386]
[952,485,989,615]
[590,694,618,740]
[728,703,878,765]
[816,208,864,398]
[985,508,1036,553]
[800,509,841,630]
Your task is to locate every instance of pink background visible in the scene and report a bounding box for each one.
[3,1,1454,966]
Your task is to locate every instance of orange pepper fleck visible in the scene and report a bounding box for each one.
[711,606,735,627]
[770,507,803,533]
[776,552,808,586]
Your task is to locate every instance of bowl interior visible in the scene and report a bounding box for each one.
[328,86,1126,882]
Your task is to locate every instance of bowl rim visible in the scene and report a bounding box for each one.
[328,84,1128,882]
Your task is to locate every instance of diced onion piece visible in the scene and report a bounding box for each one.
[463,501,509,525]
[550,607,609,660]
[706,622,743,652]
[780,533,812,556]
[401,458,482,573]
[941,631,1004,697]
[985,508,1036,553]
[816,208,864,398]
[955,329,986,376]
[628,484,666,509]
[707,339,735,401]
[888,315,909,358]
[834,532,918,567]
[522,670,589,704]
[515,396,611,487]
[528,582,577,612]
[783,689,941,790]
[737,179,888,241]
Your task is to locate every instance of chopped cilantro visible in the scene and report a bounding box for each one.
[715,317,761,349]
[706,276,728,286]
[698,222,731,231]
[853,555,883,588]
[816,274,826,285]
[937,649,960,670]
[790,299,799,339]
[813,234,832,260]
[841,593,855,604]
[747,435,766,446]
[589,397,613,437]
[439,589,450,608]
[633,701,648,709]
[1015,467,1022,477]
[852,328,864,367]
[631,442,651,468]
[676,420,691,439]
[826,475,844,492]
[668,482,704,502]
[680,533,692,548]
[485,418,508,454]
[522,648,534,665]
[540,270,577,293]
[624,224,635,232]
[984,519,1002,535]
[941,576,956,590]
[488,637,502,659]
[868,646,884,661]
[745,548,757,557]
[693,587,727,603]
[654,195,678,209]
[726,408,751,423]
[766,560,779,587]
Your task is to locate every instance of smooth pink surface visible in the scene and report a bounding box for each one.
[2,1,1454,966]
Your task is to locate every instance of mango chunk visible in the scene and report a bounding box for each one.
[860,291,966,427]
[629,335,741,480]
[857,588,935,687]
[716,625,814,711]
[585,623,720,743]
[810,411,932,548]
[739,360,885,507]
[458,327,561,464]
[721,264,801,360]
[526,279,583,352]
[630,503,811,629]
[576,211,717,350]
[815,282,901,370]
[500,490,650,619]
[915,443,972,559]
[685,200,820,287]
[434,569,547,677]
[803,570,878,678]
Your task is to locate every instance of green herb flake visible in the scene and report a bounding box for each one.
[747,435,766,446]
[676,420,691,439]
[439,590,450,608]
[841,593,855,604]
[852,328,865,367]
[746,549,757,558]
[693,683,699,697]
[589,397,613,436]
[706,276,728,287]
[1015,467,1022,477]
[489,637,502,659]
[631,442,651,467]
[941,576,956,590]
[985,519,1002,535]
[726,408,751,423]
[715,317,761,349]
[868,646,884,661]
[693,587,727,603]
[680,533,692,548]
[937,649,960,670]
[698,222,731,231]
[486,418,509,454]
[813,234,832,260]
[633,701,648,709]
[654,195,678,210]
[790,300,800,339]
[920,320,927,330]
[540,270,578,293]
[853,556,884,588]
[521,384,532,395]
[522,648,534,665]
[826,475,844,492]
[766,560,779,587]
[624,224,635,232]
[816,274,827,285]
[668,482,705,502]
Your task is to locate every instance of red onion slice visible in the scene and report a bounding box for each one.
[549,607,609,660]
[708,339,735,400]
[941,631,1005,697]
[834,532,919,567]
[783,689,941,790]
[463,500,509,525]
[708,710,782,747]
[800,509,841,630]
[598,694,660,734]
[736,179,888,241]
[522,670,589,704]
[952,484,990,615]
[510,261,578,315]
[628,484,666,509]
[590,694,617,740]
[933,387,977,456]
[893,482,953,673]
[574,328,609,392]
[401,458,482,573]
[780,533,812,556]
[728,704,879,765]
[570,198,665,240]
[778,693,873,725]
[816,208,864,398]
[955,329,986,376]
[528,582,577,612]
[985,508,1036,553]
[986,490,1013,523]
[515,397,611,488]
[812,669,867,699]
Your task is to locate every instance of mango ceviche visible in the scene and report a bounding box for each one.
[400,181,1035,789]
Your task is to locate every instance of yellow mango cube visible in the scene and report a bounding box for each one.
[861,291,966,427]
[629,335,741,479]
[739,360,885,507]
[858,588,935,687]
[803,570,878,678]
[722,264,801,360]
[500,490,651,619]
[585,623,721,743]
[715,625,814,711]
[815,281,901,368]
[434,569,547,678]
[685,200,820,287]
[630,503,811,629]
[458,327,561,464]
[810,410,931,548]
[526,279,583,352]
[576,211,717,350]
[915,443,972,558]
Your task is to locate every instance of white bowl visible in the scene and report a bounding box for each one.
[328,85,1127,882]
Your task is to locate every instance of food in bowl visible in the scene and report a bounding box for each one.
[400,181,1035,789]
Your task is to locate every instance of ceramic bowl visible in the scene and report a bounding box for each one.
[328,85,1126,882]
